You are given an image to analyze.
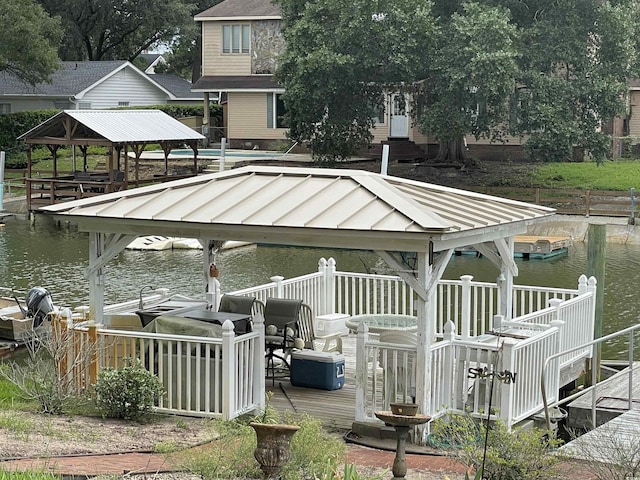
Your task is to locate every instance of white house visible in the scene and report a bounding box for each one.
[0,61,202,114]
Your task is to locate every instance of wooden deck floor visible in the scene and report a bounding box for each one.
[268,335,359,432]
[566,364,640,429]
[559,409,640,463]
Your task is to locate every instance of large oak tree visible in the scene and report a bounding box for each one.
[277,0,640,163]
[37,0,192,62]
[0,0,62,85]
[277,0,437,162]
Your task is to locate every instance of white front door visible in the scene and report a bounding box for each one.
[389,93,409,138]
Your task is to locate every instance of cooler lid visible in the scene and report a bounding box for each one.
[291,350,345,363]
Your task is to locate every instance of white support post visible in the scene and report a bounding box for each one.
[326,257,336,314]
[414,251,433,442]
[220,137,226,172]
[318,258,330,315]
[549,319,565,404]
[88,232,105,324]
[271,275,284,298]
[354,322,369,423]
[253,313,266,412]
[577,274,588,295]
[460,275,473,337]
[204,240,221,309]
[442,320,456,409]
[499,338,517,431]
[221,320,236,420]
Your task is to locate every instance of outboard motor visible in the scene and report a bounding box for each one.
[25,287,55,327]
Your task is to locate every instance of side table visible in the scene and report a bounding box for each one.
[315,313,350,353]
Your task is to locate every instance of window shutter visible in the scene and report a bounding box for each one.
[267,93,273,128]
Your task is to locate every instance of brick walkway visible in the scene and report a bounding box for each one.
[0,442,594,479]
[0,444,467,479]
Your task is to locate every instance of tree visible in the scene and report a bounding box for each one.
[0,0,62,85]
[37,0,192,62]
[415,2,519,162]
[278,0,640,163]
[276,0,437,162]
[512,0,640,162]
[156,0,224,82]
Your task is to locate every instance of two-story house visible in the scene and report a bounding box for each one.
[192,0,532,160]
[192,0,286,150]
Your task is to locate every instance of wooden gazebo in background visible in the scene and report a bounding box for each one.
[18,110,205,210]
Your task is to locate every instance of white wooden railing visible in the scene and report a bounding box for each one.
[57,317,265,420]
[353,275,596,432]
[61,258,595,424]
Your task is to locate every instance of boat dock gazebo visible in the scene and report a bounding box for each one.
[38,166,596,441]
[19,109,205,210]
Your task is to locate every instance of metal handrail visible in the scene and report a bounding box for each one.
[540,322,640,430]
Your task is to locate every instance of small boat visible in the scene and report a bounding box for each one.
[125,236,253,251]
[0,287,55,344]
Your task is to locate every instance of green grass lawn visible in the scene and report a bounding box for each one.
[530,159,640,190]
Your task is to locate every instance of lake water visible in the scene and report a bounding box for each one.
[2,215,638,358]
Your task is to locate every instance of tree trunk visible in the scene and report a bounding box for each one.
[434,138,468,163]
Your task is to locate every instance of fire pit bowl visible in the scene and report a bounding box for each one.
[390,403,419,416]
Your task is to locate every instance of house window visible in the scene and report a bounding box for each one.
[267,93,287,129]
[0,103,11,114]
[53,100,71,110]
[118,101,130,107]
[222,24,250,54]
[372,95,385,124]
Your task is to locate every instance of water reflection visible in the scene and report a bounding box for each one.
[2,216,638,358]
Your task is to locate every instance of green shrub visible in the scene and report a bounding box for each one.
[431,413,563,480]
[94,357,164,421]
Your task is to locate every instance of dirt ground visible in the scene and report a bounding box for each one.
[0,410,217,459]
[338,157,541,189]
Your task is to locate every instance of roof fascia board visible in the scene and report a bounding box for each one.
[191,88,284,93]
[40,215,437,252]
[432,223,530,251]
[195,16,281,22]
[76,62,174,100]
[75,61,129,99]
[25,137,111,146]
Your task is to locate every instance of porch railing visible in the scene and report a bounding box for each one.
[353,276,596,432]
[55,315,265,419]
[230,257,585,339]
[59,257,595,425]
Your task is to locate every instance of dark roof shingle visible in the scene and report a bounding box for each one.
[196,0,281,19]
[0,61,128,96]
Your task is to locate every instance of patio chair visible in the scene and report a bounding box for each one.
[219,294,255,314]
[219,294,257,334]
[263,298,302,385]
[297,303,316,349]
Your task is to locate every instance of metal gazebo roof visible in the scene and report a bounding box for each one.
[39,165,555,253]
[18,109,204,146]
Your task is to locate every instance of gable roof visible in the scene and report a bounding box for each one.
[39,165,554,253]
[138,53,165,71]
[19,110,204,145]
[0,61,129,97]
[151,74,202,100]
[195,0,281,20]
[0,61,177,100]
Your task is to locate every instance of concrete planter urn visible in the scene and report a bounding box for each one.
[250,422,300,479]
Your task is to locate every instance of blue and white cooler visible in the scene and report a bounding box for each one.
[290,350,345,390]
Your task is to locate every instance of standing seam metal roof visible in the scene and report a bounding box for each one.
[40,166,554,237]
[18,110,205,144]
